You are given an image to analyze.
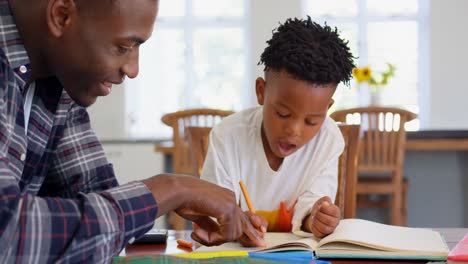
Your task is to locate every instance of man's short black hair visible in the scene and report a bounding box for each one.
[259,16,356,86]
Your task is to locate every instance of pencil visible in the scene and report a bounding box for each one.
[239,180,255,213]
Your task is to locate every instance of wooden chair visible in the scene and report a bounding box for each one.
[336,124,361,219]
[186,127,212,177]
[330,107,417,226]
[161,108,234,175]
[160,108,233,230]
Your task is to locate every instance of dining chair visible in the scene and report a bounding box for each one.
[330,107,417,226]
[161,108,234,175]
[160,108,234,230]
[186,126,212,177]
[336,124,361,219]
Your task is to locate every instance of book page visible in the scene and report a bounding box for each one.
[196,232,320,253]
[317,219,448,254]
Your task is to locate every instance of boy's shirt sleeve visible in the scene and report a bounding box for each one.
[200,128,239,202]
[292,126,345,235]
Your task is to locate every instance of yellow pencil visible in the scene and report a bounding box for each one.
[239,180,255,213]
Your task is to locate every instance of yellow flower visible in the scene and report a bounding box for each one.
[352,67,372,83]
[352,68,360,81]
[361,67,372,82]
[353,63,395,88]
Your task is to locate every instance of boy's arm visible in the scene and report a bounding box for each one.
[292,131,344,235]
[200,128,239,200]
[291,157,339,234]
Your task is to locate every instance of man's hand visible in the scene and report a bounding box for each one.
[301,196,340,238]
[142,174,266,247]
[237,211,267,247]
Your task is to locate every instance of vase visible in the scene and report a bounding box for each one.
[369,91,381,106]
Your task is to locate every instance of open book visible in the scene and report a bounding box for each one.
[196,219,449,261]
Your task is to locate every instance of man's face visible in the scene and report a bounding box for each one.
[256,70,336,160]
[49,0,158,107]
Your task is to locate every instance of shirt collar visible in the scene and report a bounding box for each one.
[0,1,32,82]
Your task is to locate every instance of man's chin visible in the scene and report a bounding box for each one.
[68,93,98,107]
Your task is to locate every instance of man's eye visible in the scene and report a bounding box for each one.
[276,111,290,118]
[117,46,131,54]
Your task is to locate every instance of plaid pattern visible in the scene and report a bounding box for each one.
[0,1,158,263]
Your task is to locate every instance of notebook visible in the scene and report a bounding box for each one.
[447,232,468,263]
[196,219,449,261]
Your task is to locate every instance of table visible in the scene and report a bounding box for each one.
[124,228,467,264]
[406,130,468,151]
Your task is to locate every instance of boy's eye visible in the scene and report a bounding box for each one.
[305,120,318,126]
[276,111,290,118]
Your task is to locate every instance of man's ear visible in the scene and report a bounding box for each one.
[255,77,266,105]
[328,98,335,110]
[46,0,77,37]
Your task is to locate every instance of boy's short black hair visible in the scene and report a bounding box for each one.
[259,16,356,86]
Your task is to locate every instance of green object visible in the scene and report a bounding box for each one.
[113,255,285,264]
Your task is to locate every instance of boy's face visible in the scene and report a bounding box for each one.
[256,70,336,160]
[47,0,158,107]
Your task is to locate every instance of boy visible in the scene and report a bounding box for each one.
[201,17,355,240]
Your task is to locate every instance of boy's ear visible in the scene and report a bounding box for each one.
[255,77,266,105]
[47,0,77,37]
[328,98,335,109]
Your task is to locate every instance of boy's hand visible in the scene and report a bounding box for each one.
[237,211,268,247]
[301,196,340,238]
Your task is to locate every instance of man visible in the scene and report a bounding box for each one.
[0,0,265,263]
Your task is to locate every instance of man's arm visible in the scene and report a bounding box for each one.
[0,93,158,263]
[143,174,266,247]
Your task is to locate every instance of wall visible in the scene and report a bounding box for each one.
[84,0,468,228]
[101,142,164,184]
[89,0,468,137]
[429,0,468,129]
[88,83,127,139]
[249,0,302,102]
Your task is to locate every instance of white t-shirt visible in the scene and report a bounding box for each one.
[201,106,344,233]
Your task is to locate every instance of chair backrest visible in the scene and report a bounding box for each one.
[186,127,212,177]
[336,124,361,219]
[161,108,234,175]
[330,107,417,174]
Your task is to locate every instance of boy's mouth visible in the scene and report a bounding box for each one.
[277,141,297,156]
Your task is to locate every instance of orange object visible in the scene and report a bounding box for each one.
[239,180,255,213]
[277,200,297,232]
[176,239,193,249]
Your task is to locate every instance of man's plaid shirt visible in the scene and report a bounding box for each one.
[0,1,158,263]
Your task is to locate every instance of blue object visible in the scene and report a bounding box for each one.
[248,251,331,264]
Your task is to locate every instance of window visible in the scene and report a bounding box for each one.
[303,0,429,130]
[126,0,250,138]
